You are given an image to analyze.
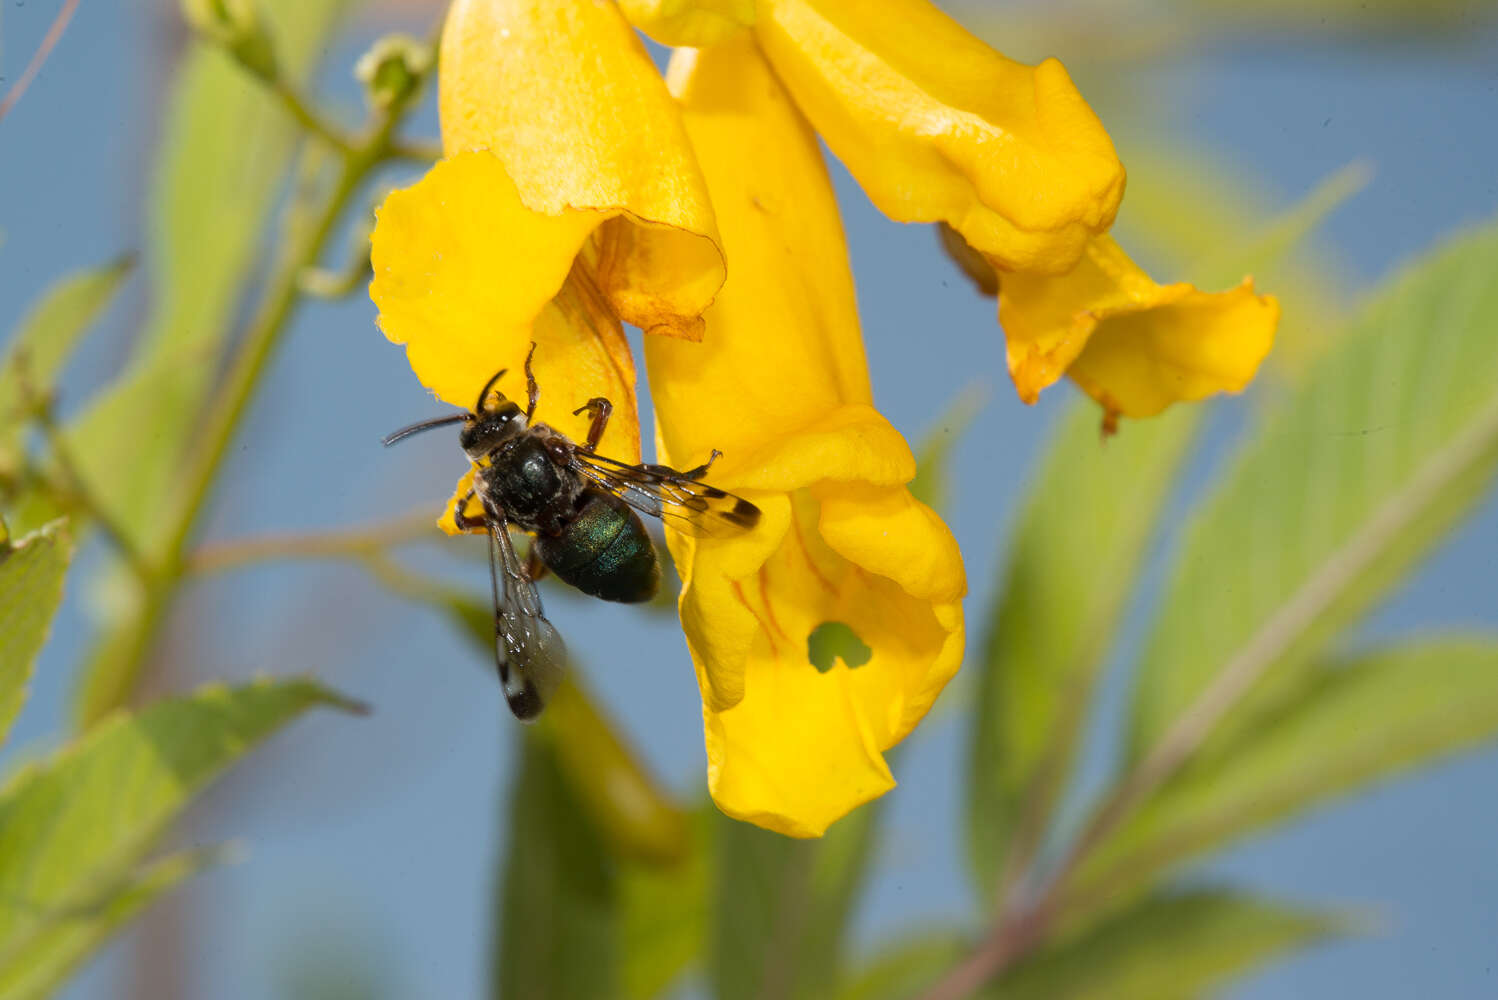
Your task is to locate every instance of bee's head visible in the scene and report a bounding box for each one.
[460,397,525,459]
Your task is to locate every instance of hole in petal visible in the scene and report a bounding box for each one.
[807,621,871,673]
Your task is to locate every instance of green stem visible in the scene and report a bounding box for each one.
[271,77,354,153]
[75,112,405,729]
[160,119,396,578]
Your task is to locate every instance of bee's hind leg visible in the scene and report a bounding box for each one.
[676,449,723,481]
[572,396,613,451]
[524,544,549,583]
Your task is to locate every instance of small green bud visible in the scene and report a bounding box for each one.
[354,35,433,113]
[180,0,278,83]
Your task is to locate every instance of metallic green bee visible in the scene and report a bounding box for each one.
[383,347,761,720]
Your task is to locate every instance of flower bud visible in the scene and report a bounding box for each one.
[180,0,278,83]
[354,35,432,113]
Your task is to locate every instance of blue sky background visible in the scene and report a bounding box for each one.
[2,1,1497,997]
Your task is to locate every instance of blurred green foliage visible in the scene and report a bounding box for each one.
[2,1,1497,998]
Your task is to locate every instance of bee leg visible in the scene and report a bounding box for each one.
[676,448,723,481]
[524,543,550,583]
[524,342,540,420]
[452,490,486,531]
[572,396,613,451]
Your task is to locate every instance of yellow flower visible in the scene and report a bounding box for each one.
[622,0,1125,275]
[371,0,727,527]
[997,235,1281,420]
[620,0,1279,419]
[648,38,966,837]
[370,0,962,839]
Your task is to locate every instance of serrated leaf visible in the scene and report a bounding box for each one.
[710,800,882,1000]
[967,403,1197,898]
[834,933,968,1000]
[0,844,225,1000]
[987,890,1346,1000]
[0,679,358,966]
[1130,221,1498,761]
[1073,639,1498,907]
[0,257,134,460]
[493,734,619,1000]
[0,520,74,745]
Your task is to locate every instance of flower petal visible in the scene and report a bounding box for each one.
[370,153,642,536]
[651,38,965,837]
[617,0,754,47]
[755,0,1124,274]
[998,235,1279,417]
[441,0,724,338]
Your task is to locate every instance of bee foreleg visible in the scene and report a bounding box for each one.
[453,489,486,531]
[572,396,614,451]
[524,342,541,420]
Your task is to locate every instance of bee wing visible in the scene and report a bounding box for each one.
[485,509,566,720]
[569,450,762,539]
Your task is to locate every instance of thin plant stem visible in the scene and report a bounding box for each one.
[73,52,433,726]
[185,508,438,575]
[159,116,400,578]
[388,138,443,162]
[0,0,79,123]
[271,77,355,153]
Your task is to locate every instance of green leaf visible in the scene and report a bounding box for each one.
[834,933,968,1000]
[966,403,1197,898]
[0,520,74,745]
[710,801,882,1000]
[619,807,713,1000]
[0,256,134,460]
[1192,161,1370,297]
[493,733,619,1000]
[446,596,692,867]
[55,348,215,557]
[62,0,350,558]
[0,844,225,1000]
[1074,639,1498,907]
[0,678,359,973]
[144,0,349,362]
[1130,221,1498,759]
[988,890,1347,1000]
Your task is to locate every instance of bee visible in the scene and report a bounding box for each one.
[383,345,762,720]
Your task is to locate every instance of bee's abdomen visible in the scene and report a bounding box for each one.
[536,490,659,603]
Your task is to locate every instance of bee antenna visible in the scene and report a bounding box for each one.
[476,367,509,412]
[381,413,468,447]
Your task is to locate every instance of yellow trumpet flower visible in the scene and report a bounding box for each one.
[649,38,966,837]
[368,0,1270,837]
[620,0,1278,419]
[372,0,725,507]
